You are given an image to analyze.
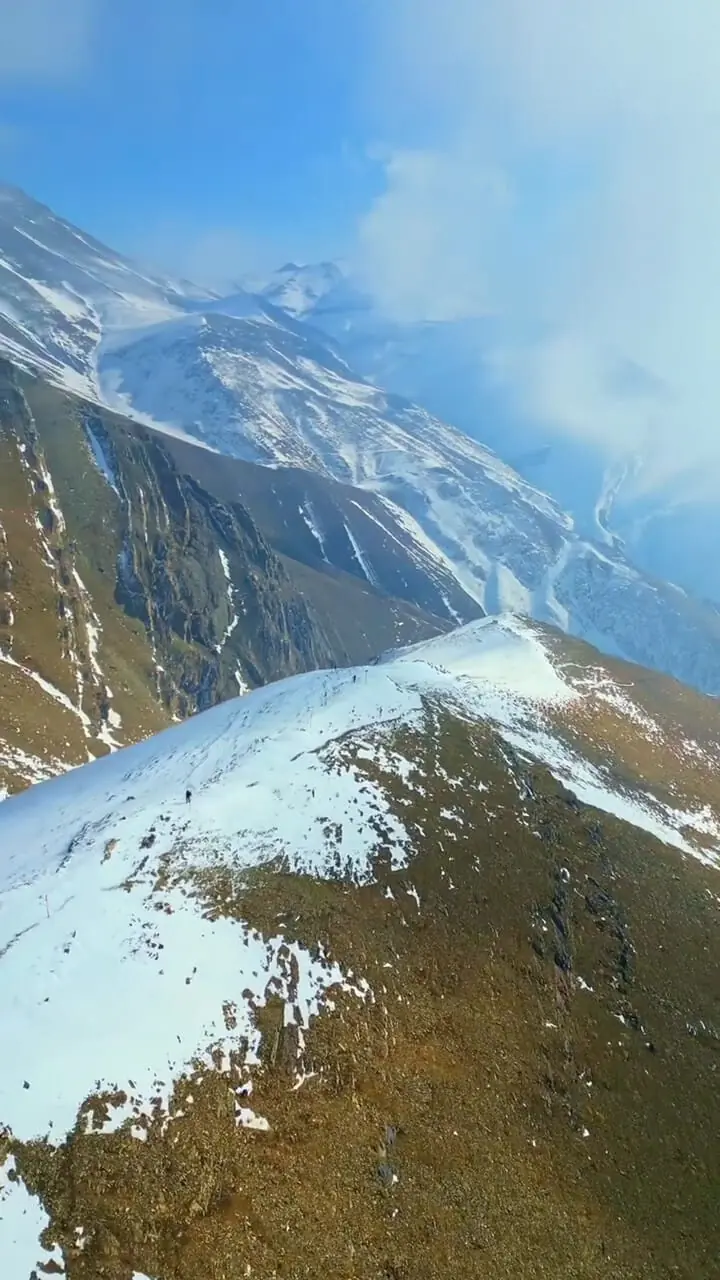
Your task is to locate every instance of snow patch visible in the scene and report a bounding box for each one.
[299,501,329,561]
[235,667,251,695]
[0,742,71,789]
[0,1155,63,1280]
[217,548,239,649]
[84,422,120,494]
[344,522,375,585]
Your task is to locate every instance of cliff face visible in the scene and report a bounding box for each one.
[0,362,444,795]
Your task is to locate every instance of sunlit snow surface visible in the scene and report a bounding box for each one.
[0,615,718,1275]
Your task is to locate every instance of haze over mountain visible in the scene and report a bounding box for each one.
[1,184,719,710]
[253,260,720,611]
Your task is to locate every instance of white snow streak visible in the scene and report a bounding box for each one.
[344,521,375,585]
[84,423,120,494]
[299,501,329,561]
[217,547,240,649]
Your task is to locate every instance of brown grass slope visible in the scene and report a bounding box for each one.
[3,694,719,1279]
[544,627,720,838]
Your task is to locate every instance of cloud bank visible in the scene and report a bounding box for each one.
[358,0,720,496]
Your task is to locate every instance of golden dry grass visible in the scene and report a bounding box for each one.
[7,711,720,1279]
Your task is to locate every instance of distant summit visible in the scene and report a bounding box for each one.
[258,260,345,317]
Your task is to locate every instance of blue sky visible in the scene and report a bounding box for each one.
[1,0,719,491]
[0,0,380,273]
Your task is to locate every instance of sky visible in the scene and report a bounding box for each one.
[1,0,720,498]
[0,0,378,276]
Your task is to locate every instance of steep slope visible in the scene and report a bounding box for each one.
[162,434,482,626]
[0,188,480,632]
[104,307,720,697]
[0,183,208,398]
[0,616,719,1278]
[0,360,444,795]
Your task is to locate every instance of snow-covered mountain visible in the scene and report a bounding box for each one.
[2,184,720,697]
[0,189,475,635]
[103,306,720,696]
[275,265,720,610]
[163,433,481,627]
[254,260,345,317]
[0,182,209,399]
[1,615,719,1275]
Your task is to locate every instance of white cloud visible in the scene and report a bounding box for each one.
[358,0,720,494]
[0,0,98,81]
[357,146,511,321]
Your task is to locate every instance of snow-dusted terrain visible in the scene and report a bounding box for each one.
[1,615,719,1272]
[0,618,716,1124]
[253,260,345,318]
[266,263,720,612]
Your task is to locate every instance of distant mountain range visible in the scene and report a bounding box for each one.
[1,182,720,713]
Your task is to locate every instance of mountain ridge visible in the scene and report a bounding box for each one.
[102,305,720,698]
[1,614,719,1276]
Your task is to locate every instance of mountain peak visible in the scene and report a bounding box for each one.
[258,260,345,317]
